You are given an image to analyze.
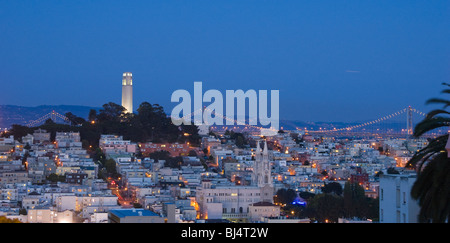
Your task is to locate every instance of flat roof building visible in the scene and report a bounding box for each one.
[379,173,420,223]
[108,208,165,223]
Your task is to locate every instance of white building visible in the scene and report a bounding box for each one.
[99,135,136,154]
[248,201,280,222]
[195,180,264,221]
[195,140,274,222]
[55,194,118,216]
[27,207,54,223]
[122,72,133,113]
[90,212,109,223]
[55,132,81,148]
[379,173,420,223]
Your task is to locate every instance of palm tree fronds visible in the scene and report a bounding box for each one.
[411,153,450,223]
[425,98,450,108]
[406,134,448,171]
[425,109,450,119]
[413,116,450,137]
[409,83,450,223]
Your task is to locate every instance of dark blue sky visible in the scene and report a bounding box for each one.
[1,0,449,122]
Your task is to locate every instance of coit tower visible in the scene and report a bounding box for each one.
[122,72,133,113]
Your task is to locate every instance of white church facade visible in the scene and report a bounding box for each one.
[195,140,276,222]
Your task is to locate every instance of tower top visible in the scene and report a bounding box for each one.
[122,72,133,86]
[263,140,268,155]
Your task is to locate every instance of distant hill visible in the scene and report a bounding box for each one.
[0,105,100,128]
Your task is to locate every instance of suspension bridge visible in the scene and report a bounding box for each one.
[301,106,432,137]
[25,110,70,127]
[171,105,439,137]
[22,106,441,138]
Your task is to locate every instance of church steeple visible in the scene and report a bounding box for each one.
[252,139,274,203]
[252,139,272,188]
[263,140,268,163]
[255,139,261,161]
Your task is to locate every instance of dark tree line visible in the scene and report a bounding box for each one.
[224,130,248,148]
[147,150,184,169]
[275,182,379,223]
[306,182,379,222]
[2,102,201,149]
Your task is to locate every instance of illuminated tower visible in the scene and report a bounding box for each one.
[252,140,274,203]
[122,72,133,113]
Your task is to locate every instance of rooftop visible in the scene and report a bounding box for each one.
[109,208,160,218]
[252,201,276,207]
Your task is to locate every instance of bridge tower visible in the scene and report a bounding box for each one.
[407,106,413,136]
[51,110,56,122]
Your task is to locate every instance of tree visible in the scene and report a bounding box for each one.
[366,197,379,221]
[22,150,30,167]
[9,101,196,147]
[387,167,400,174]
[24,143,31,150]
[235,136,245,148]
[88,109,97,122]
[136,102,182,143]
[46,173,65,183]
[44,118,55,125]
[19,208,27,215]
[274,188,297,205]
[9,124,34,142]
[65,112,86,126]
[343,182,368,219]
[322,182,343,196]
[180,124,201,146]
[93,148,106,165]
[227,131,247,148]
[299,191,315,200]
[104,158,117,175]
[166,156,184,169]
[377,146,384,153]
[133,202,143,208]
[188,150,198,157]
[148,150,171,162]
[97,102,126,122]
[406,83,450,223]
[307,193,344,223]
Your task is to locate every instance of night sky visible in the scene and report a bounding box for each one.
[1,0,449,122]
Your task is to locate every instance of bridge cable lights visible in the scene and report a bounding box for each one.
[297,106,426,133]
